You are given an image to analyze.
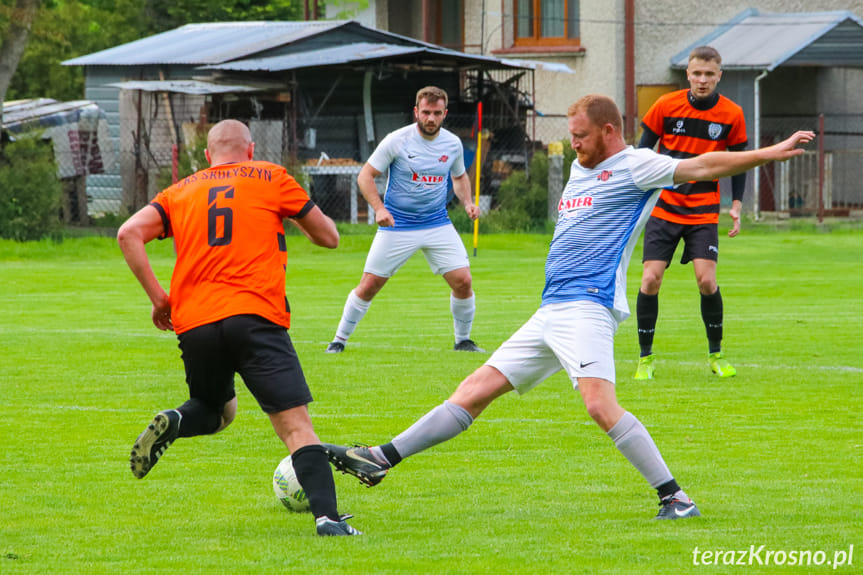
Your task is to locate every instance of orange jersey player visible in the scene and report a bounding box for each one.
[118,119,360,536]
[152,160,309,334]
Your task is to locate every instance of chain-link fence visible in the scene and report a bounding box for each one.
[758,114,863,217]
[101,92,571,223]
[83,93,863,225]
[295,112,573,220]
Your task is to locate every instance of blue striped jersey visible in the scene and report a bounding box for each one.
[542,147,680,321]
[368,124,466,231]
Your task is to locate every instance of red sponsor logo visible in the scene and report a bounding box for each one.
[412,172,446,184]
[438,155,449,162]
[597,170,613,182]
[558,196,594,211]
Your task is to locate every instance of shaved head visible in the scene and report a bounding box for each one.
[206,120,253,165]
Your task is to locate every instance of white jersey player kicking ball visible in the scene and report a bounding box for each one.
[326,86,483,354]
[324,94,815,521]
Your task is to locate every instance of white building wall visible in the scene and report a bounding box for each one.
[463,0,622,116]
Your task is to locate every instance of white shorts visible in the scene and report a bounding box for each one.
[363,224,470,277]
[486,300,619,392]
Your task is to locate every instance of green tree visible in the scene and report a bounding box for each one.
[326,0,369,19]
[0,0,41,122]
[7,0,321,101]
[142,0,302,32]
[7,0,147,101]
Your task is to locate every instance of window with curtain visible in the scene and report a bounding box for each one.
[516,0,580,47]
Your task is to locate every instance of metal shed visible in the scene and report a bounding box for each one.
[64,21,549,218]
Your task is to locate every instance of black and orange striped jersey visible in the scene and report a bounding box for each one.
[641,89,747,225]
[150,161,313,334]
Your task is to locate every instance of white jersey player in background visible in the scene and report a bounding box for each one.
[326,86,483,354]
[323,94,815,520]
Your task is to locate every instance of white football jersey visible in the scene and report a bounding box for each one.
[368,124,466,230]
[542,147,679,321]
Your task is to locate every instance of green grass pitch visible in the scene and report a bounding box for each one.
[1,228,861,574]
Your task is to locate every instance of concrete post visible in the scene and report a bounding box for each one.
[547,140,564,222]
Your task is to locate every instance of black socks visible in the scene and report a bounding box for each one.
[292,444,340,521]
[701,287,723,354]
[176,398,221,437]
[637,290,658,357]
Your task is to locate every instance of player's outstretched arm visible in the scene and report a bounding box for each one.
[674,130,816,185]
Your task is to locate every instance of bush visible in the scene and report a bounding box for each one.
[450,150,553,233]
[560,138,578,183]
[0,135,63,241]
[495,150,549,230]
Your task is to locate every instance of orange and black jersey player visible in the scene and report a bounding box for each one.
[640,89,747,225]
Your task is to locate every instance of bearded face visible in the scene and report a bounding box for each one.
[415,98,447,138]
[568,112,608,169]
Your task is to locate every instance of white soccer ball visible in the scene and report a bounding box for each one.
[273,455,310,512]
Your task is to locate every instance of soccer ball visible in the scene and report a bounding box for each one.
[273,455,310,512]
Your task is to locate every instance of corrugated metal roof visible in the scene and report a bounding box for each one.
[63,21,348,66]
[498,58,574,74]
[3,98,100,127]
[62,20,556,74]
[201,41,532,72]
[107,79,263,94]
[671,10,863,71]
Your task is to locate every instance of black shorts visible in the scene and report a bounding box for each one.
[177,314,312,414]
[642,217,719,265]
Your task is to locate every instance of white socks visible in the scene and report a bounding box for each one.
[607,411,673,489]
[334,291,475,345]
[451,293,476,343]
[334,289,372,342]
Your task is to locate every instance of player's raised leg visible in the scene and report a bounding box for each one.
[325,365,510,485]
[130,409,181,478]
[579,377,700,519]
[130,396,237,478]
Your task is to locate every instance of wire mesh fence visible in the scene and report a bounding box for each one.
[2,99,116,227]
[76,99,863,225]
[99,102,571,223]
[758,114,863,217]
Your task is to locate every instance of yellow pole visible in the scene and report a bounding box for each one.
[472,102,482,257]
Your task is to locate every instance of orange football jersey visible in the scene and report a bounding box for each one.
[150,161,312,334]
